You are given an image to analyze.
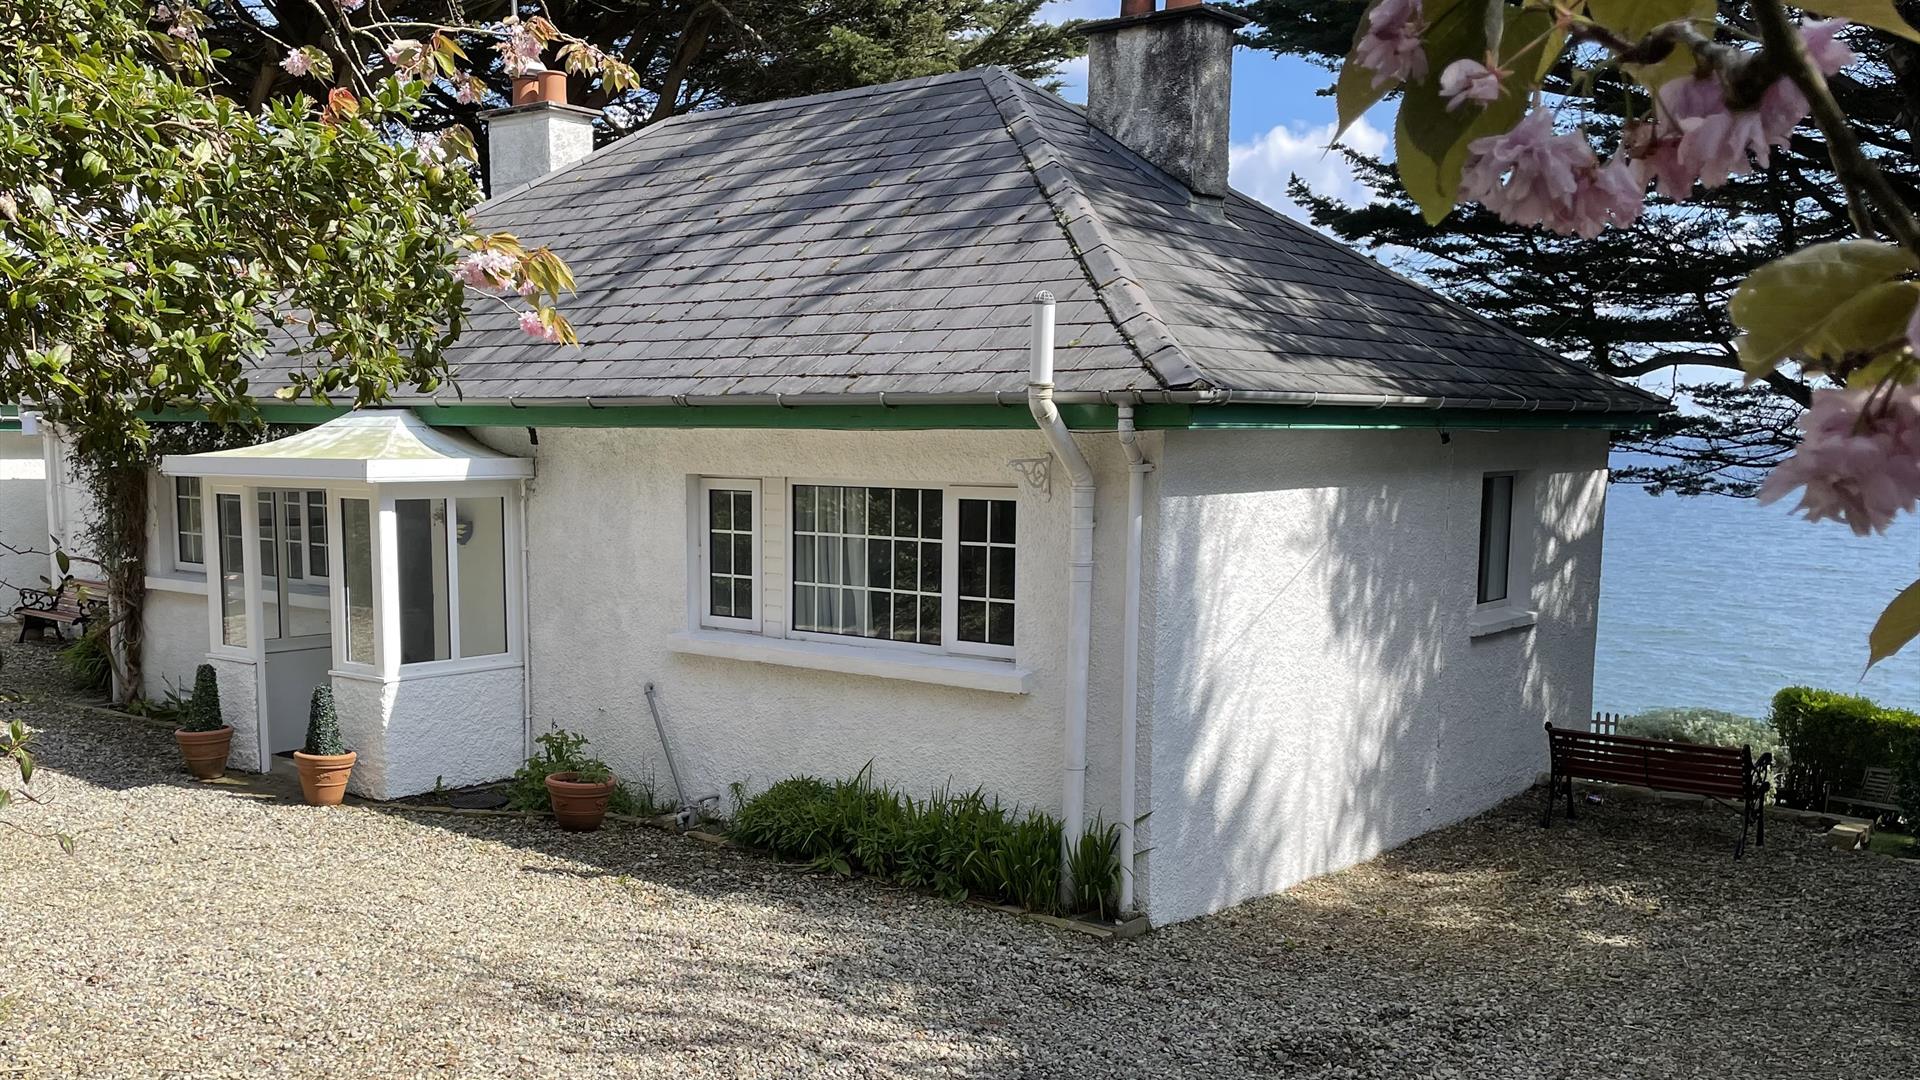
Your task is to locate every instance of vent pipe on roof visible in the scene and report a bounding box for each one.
[1078,2,1250,202]
[478,67,598,199]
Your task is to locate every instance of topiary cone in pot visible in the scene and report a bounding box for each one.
[293,685,355,806]
[174,664,233,780]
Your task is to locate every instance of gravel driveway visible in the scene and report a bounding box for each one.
[3,632,1915,1080]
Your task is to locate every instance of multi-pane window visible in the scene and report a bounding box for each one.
[792,485,944,645]
[957,497,1016,647]
[1477,473,1515,605]
[306,490,329,577]
[703,483,758,627]
[174,477,204,567]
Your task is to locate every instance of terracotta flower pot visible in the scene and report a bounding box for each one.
[293,750,357,806]
[545,771,617,832]
[174,726,233,780]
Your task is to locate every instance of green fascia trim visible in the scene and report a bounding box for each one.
[0,421,19,433]
[146,400,1654,432]
[1181,404,1659,431]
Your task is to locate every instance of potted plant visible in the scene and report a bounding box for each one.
[293,685,356,806]
[546,757,618,831]
[173,664,232,780]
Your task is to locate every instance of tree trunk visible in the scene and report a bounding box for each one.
[99,465,147,704]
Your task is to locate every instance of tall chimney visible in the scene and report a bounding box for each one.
[1078,2,1250,201]
[478,68,597,199]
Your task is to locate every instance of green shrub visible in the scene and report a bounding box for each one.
[1769,687,1920,811]
[177,664,224,733]
[1619,707,1780,763]
[729,767,1118,918]
[506,729,657,817]
[303,685,347,756]
[57,623,112,695]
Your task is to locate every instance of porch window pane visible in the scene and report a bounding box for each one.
[341,499,374,665]
[216,493,246,647]
[456,497,507,657]
[306,490,329,577]
[257,492,281,642]
[396,498,451,664]
[174,477,204,566]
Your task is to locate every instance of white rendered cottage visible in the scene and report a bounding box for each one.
[48,3,1665,925]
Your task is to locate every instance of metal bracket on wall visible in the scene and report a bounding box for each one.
[1007,456,1053,500]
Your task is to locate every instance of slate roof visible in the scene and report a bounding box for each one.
[361,68,1664,413]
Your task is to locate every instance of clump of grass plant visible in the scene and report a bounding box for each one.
[57,623,112,695]
[728,765,1122,918]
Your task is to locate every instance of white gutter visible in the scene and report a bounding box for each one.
[1115,404,1151,913]
[1027,290,1097,872]
[413,388,1643,413]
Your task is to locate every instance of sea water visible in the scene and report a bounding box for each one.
[1594,483,1920,718]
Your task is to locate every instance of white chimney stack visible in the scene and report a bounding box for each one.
[479,69,597,199]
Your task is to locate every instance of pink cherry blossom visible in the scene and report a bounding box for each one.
[1624,121,1691,200]
[1439,58,1501,111]
[1354,0,1427,89]
[385,38,427,77]
[497,21,546,77]
[336,0,365,11]
[517,279,540,298]
[279,49,313,78]
[519,309,561,343]
[1460,109,1645,235]
[1802,18,1856,76]
[1759,388,1920,536]
[452,250,518,291]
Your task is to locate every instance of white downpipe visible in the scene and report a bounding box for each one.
[1115,404,1151,913]
[1027,290,1096,864]
[518,476,536,758]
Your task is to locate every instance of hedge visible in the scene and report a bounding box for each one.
[1769,687,1920,812]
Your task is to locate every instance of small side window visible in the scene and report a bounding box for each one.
[700,479,759,631]
[1477,473,1515,605]
[174,476,204,568]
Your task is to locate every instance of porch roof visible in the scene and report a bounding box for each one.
[158,409,531,483]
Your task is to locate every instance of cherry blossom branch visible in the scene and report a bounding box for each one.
[1749,0,1920,254]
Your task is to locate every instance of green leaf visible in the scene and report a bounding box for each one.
[1803,280,1920,364]
[57,833,76,855]
[1802,0,1920,43]
[1869,578,1920,668]
[1335,0,1467,140]
[1395,6,1558,224]
[1731,241,1919,374]
[1585,0,1715,40]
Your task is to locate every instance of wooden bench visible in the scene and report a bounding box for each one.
[1826,766,1904,820]
[1543,722,1772,857]
[12,577,107,642]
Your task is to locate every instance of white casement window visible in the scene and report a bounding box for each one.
[391,495,510,665]
[173,476,205,568]
[781,482,1018,660]
[699,479,761,631]
[1477,473,1516,605]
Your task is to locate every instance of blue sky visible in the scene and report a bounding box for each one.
[1037,1,1390,220]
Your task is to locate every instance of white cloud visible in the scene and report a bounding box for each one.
[1228,119,1388,223]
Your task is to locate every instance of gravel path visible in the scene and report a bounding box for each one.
[3,629,1916,1079]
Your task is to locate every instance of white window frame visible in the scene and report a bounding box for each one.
[170,474,206,573]
[1476,471,1517,607]
[749,477,1018,664]
[697,477,761,633]
[330,486,380,676]
[378,482,523,675]
[943,486,1018,661]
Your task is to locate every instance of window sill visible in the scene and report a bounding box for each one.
[1470,606,1538,639]
[145,573,207,595]
[667,629,1033,695]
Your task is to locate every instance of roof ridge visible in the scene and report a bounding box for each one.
[477,70,989,213]
[978,69,1205,391]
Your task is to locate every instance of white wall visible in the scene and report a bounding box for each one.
[1142,427,1608,925]
[139,586,211,702]
[0,431,49,610]
[481,425,1143,824]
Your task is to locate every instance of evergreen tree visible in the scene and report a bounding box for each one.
[304,686,346,757]
[1233,1,1920,496]
[182,664,225,733]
